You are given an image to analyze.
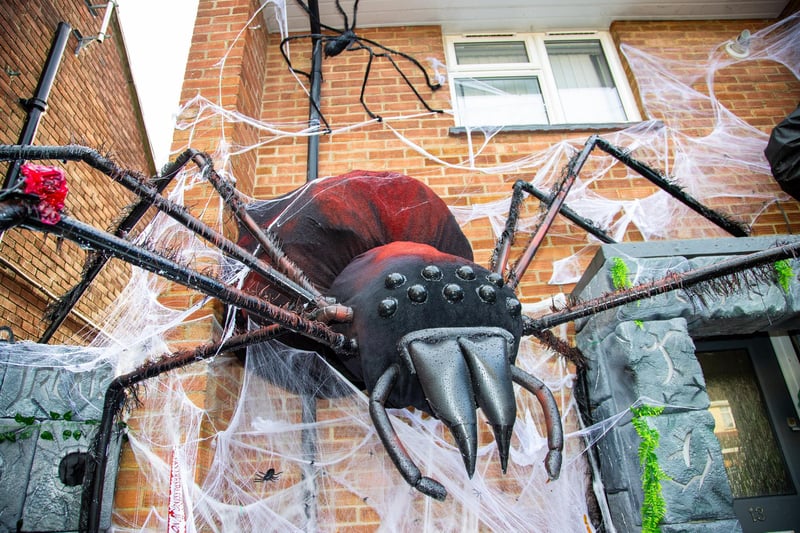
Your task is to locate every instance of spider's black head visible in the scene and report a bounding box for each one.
[327,241,523,405]
[327,241,524,476]
[324,30,356,57]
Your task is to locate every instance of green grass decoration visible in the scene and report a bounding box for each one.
[611,257,632,290]
[631,405,668,533]
[774,259,794,293]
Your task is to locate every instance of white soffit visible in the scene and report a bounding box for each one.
[270,0,789,34]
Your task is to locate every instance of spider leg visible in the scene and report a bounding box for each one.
[346,40,443,121]
[369,364,447,501]
[279,34,333,132]
[506,140,595,289]
[193,152,334,307]
[348,42,380,121]
[39,149,193,343]
[524,239,800,335]
[356,35,443,92]
[82,324,284,531]
[510,366,563,480]
[280,34,313,79]
[349,0,360,30]
[498,135,749,288]
[0,145,320,305]
[14,213,349,348]
[347,37,443,119]
[490,180,616,277]
[293,0,343,33]
[333,0,353,32]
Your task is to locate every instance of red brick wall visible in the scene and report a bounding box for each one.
[112,0,800,528]
[612,18,800,236]
[0,0,154,343]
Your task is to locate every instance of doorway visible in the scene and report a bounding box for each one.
[695,335,800,532]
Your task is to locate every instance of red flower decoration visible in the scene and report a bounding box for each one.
[20,163,68,225]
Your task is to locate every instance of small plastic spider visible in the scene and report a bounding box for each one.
[254,467,282,483]
[280,0,443,125]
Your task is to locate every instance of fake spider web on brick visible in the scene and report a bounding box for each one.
[5,4,798,532]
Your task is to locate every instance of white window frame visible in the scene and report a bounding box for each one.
[444,31,641,128]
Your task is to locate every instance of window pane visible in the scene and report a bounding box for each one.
[455,77,548,127]
[696,348,794,498]
[454,41,529,65]
[545,40,626,123]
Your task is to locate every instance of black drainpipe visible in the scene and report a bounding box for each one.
[306,0,322,182]
[301,3,322,528]
[3,22,72,190]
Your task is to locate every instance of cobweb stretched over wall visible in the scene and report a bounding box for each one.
[7,4,798,532]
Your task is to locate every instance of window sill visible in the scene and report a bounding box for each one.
[448,122,648,135]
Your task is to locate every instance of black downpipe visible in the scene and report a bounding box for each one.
[301,6,322,527]
[306,0,323,182]
[3,22,72,190]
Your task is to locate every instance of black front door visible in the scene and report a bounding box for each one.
[695,335,800,532]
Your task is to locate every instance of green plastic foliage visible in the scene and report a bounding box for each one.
[774,259,794,293]
[631,405,668,533]
[611,257,631,290]
[0,411,96,443]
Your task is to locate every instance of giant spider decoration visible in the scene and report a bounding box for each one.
[0,142,797,533]
[280,0,443,126]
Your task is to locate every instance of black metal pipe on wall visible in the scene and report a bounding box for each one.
[3,22,72,190]
[306,0,322,182]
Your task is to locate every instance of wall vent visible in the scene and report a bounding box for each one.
[546,31,598,37]
[463,33,516,39]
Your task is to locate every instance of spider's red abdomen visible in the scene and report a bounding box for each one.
[240,171,472,297]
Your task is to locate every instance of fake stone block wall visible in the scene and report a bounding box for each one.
[0,342,122,532]
[573,236,800,532]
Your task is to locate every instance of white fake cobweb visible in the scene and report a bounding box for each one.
[8,4,798,532]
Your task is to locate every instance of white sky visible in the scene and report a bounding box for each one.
[116,0,199,169]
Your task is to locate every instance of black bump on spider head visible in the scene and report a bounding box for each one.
[443,283,465,303]
[407,284,428,303]
[378,297,399,318]
[506,297,522,317]
[421,265,443,281]
[384,272,407,289]
[487,272,504,287]
[455,265,476,281]
[477,284,497,303]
